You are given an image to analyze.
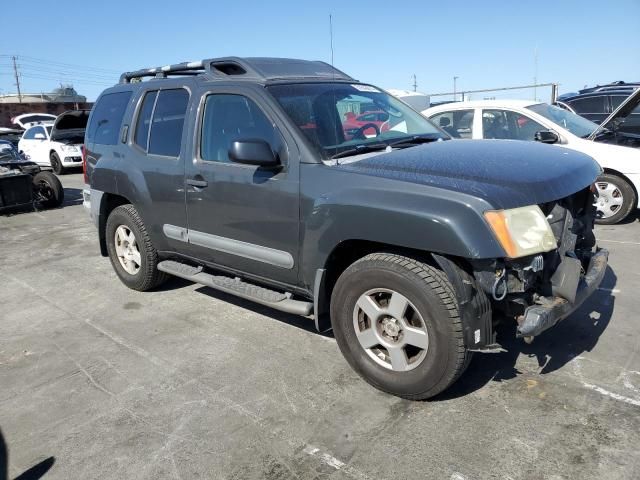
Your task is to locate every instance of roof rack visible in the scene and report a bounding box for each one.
[119,57,354,84]
[120,61,206,83]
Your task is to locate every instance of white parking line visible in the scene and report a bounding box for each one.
[597,238,640,246]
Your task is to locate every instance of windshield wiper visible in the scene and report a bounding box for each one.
[387,135,444,148]
[330,143,388,160]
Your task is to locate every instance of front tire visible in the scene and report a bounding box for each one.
[594,173,637,225]
[330,253,468,400]
[33,171,64,209]
[105,204,168,291]
[50,152,64,175]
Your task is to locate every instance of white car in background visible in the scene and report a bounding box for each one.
[423,100,640,224]
[18,110,89,175]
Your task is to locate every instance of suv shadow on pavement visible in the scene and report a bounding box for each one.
[434,266,617,401]
[190,266,616,400]
[194,286,334,338]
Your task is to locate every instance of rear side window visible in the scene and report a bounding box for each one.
[87,91,132,145]
[133,89,189,157]
[568,96,606,114]
[134,91,158,150]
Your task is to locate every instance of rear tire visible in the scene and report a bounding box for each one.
[594,173,637,225]
[330,253,468,400]
[50,152,64,175]
[106,204,168,291]
[33,171,64,209]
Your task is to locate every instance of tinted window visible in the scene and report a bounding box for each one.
[29,126,47,139]
[568,96,606,114]
[22,127,37,140]
[200,94,278,163]
[482,110,544,141]
[610,95,628,111]
[148,89,189,157]
[430,110,474,139]
[88,91,133,145]
[134,90,158,150]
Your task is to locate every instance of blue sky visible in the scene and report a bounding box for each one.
[1,0,639,102]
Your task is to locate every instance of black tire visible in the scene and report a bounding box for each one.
[330,252,468,400]
[594,173,637,225]
[105,204,168,291]
[33,171,64,209]
[50,152,64,175]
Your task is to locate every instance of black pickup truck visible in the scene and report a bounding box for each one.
[83,57,607,399]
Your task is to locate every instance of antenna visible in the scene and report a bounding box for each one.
[534,46,538,101]
[412,74,417,92]
[329,14,334,66]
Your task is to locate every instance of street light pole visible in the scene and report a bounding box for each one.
[453,76,459,101]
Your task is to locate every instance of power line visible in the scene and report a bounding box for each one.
[0,54,120,74]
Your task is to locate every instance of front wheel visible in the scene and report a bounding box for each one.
[50,152,64,175]
[33,171,64,209]
[330,253,468,400]
[105,205,168,291]
[594,173,637,225]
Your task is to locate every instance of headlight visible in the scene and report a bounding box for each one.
[484,205,557,258]
[60,145,78,152]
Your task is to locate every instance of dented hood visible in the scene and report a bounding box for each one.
[338,140,602,210]
[50,110,90,142]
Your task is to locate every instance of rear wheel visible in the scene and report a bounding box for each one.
[105,204,168,291]
[33,171,64,209]
[330,253,468,400]
[594,173,637,225]
[50,152,64,175]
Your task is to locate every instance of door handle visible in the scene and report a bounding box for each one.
[186,178,208,188]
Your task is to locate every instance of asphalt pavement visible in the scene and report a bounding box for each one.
[1,173,639,480]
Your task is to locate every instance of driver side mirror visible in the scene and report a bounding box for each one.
[534,130,559,144]
[229,140,279,167]
[34,133,46,140]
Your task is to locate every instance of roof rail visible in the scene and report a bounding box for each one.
[120,61,205,83]
[119,57,355,84]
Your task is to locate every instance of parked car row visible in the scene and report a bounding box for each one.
[422,87,640,225]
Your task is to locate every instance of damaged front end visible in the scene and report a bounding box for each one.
[471,186,608,342]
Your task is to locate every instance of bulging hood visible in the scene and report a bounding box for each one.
[337,139,601,210]
[50,110,90,143]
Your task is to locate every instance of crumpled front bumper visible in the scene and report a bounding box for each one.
[516,248,609,338]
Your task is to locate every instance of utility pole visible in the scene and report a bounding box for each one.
[412,74,417,92]
[12,56,22,103]
[453,76,459,101]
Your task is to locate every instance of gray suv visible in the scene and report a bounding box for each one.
[83,57,608,399]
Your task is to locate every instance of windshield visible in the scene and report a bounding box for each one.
[0,143,21,161]
[526,103,598,138]
[267,83,447,159]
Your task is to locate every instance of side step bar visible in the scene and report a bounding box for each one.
[157,260,313,316]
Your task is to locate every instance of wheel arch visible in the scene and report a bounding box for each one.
[97,193,132,256]
[315,239,476,330]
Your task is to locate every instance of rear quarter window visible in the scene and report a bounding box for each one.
[87,91,133,145]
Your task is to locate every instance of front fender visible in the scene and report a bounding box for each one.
[299,164,505,287]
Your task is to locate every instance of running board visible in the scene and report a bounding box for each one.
[157,260,313,316]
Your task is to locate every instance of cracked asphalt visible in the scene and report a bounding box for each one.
[1,173,639,479]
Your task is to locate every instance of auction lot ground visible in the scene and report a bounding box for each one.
[1,173,639,480]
